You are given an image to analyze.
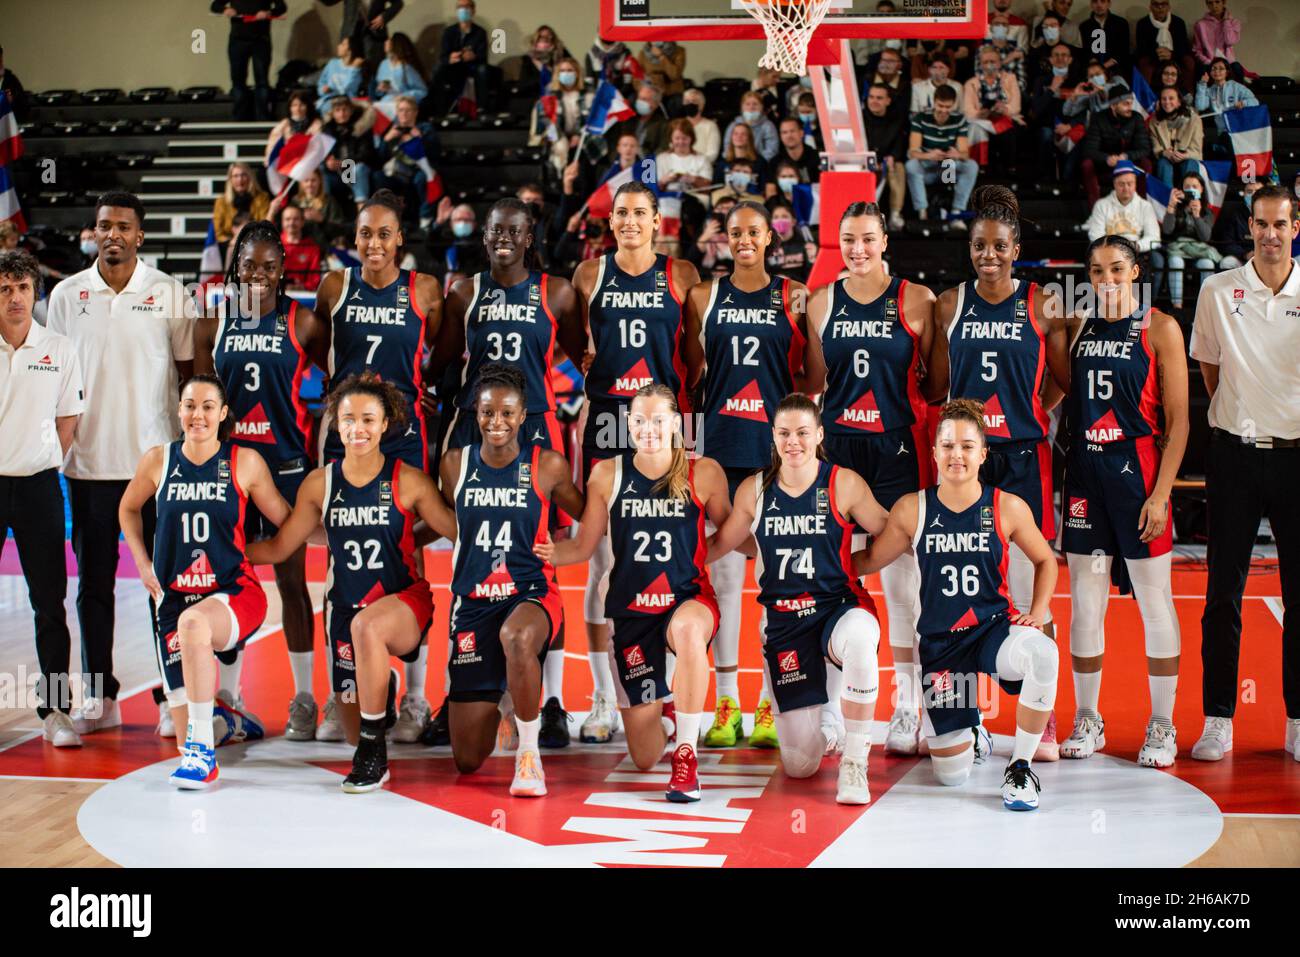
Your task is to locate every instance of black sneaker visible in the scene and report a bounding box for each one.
[342,729,389,793]
[539,696,572,749]
[419,699,451,747]
[384,669,398,731]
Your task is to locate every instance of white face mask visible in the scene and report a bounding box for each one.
[80,240,98,256]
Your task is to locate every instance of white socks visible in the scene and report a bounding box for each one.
[844,719,871,760]
[187,699,215,749]
[517,715,540,753]
[716,669,739,703]
[1012,724,1044,764]
[675,710,701,752]
[1073,669,1102,718]
[589,651,615,698]
[543,648,564,704]
[288,651,314,698]
[405,645,427,698]
[1149,675,1177,728]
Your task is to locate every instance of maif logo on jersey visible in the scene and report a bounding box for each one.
[611,357,654,397]
[774,593,816,616]
[721,380,767,423]
[473,564,517,602]
[981,394,1012,439]
[172,552,217,593]
[837,391,884,432]
[232,403,275,444]
[628,572,676,612]
[1086,410,1125,445]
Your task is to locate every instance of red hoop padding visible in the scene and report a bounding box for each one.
[805,169,875,292]
[805,36,839,67]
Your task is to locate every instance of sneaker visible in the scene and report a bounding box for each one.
[418,699,451,747]
[821,715,845,756]
[888,211,906,232]
[973,722,994,765]
[666,744,701,802]
[579,691,621,743]
[1034,711,1060,762]
[1191,717,1233,761]
[1001,759,1041,811]
[213,689,265,745]
[1138,719,1178,768]
[661,698,676,741]
[885,708,921,755]
[389,693,431,743]
[170,741,219,790]
[315,694,345,742]
[70,697,120,735]
[1286,718,1300,761]
[836,755,870,805]
[156,701,176,738]
[43,711,82,748]
[749,698,779,749]
[509,749,547,797]
[285,692,318,741]
[539,696,572,749]
[702,695,742,747]
[341,727,389,793]
[1060,713,1106,760]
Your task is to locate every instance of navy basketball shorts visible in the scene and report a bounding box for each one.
[1061,438,1171,560]
[823,423,931,511]
[918,616,1023,737]
[609,594,720,708]
[156,574,268,694]
[446,581,563,698]
[979,438,1055,539]
[445,407,564,454]
[760,599,864,714]
[324,425,428,472]
[243,459,309,543]
[326,580,434,694]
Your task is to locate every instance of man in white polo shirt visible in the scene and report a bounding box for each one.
[1188,183,1300,763]
[46,190,195,736]
[0,250,85,747]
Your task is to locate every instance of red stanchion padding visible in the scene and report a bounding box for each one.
[805,169,875,291]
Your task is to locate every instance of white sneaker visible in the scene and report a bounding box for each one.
[1060,713,1106,760]
[1286,718,1300,761]
[1138,719,1178,768]
[70,697,120,735]
[509,748,546,797]
[315,693,345,742]
[973,721,993,765]
[389,693,431,743]
[888,211,905,231]
[43,711,82,747]
[1190,716,1233,761]
[579,691,621,743]
[157,700,176,738]
[885,708,920,755]
[1002,759,1041,811]
[285,692,317,741]
[821,716,846,755]
[836,755,870,805]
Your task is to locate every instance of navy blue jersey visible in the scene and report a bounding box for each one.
[449,443,553,600]
[913,484,1012,639]
[947,280,1049,443]
[700,275,804,470]
[585,252,687,405]
[214,295,313,468]
[819,277,926,436]
[605,454,715,618]
[752,460,876,620]
[459,269,558,413]
[322,455,421,609]
[1066,308,1160,450]
[154,440,252,596]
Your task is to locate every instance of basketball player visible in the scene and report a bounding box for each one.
[314,189,444,745]
[196,220,330,741]
[707,395,887,804]
[440,365,584,797]
[572,181,701,744]
[682,200,813,750]
[805,200,938,756]
[118,375,289,789]
[536,384,729,802]
[857,399,1060,810]
[247,374,457,792]
[1060,236,1188,767]
[928,185,1070,760]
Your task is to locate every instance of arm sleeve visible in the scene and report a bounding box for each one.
[56,346,85,417]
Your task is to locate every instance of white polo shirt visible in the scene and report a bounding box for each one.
[46,259,195,480]
[0,321,85,476]
[1189,258,1300,441]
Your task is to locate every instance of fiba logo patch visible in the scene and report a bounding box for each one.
[778,650,800,673]
[457,632,477,655]
[335,640,354,665]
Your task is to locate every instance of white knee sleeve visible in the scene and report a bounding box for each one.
[583,533,613,625]
[710,550,746,669]
[996,625,1059,712]
[1066,551,1113,659]
[1126,553,1181,659]
[880,549,921,652]
[828,608,881,706]
[774,708,825,778]
[1008,544,1051,624]
[929,730,974,786]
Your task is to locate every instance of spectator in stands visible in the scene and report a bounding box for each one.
[557,206,614,267]
[1030,43,1084,182]
[0,46,29,120]
[906,84,978,228]
[627,83,672,157]
[868,47,911,121]
[656,120,713,194]
[1084,160,1160,251]
[984,14,1027,91]
[990,0,1031,49]
[1151,170,1219,310]
[1150,85,1204,187]
[531,57,591,178]
[373,32,427,107]
[586,36,640,89]
[907,39,973,83]
[1135,0,1194,86]
[865,83,908,230]
[212,0,286,121]
[639,42,687,101]
[792,92,824,150]
[964,46,1023,167]
[377,94,440,227]
[516,182,558,267]
[1064,60,1128,119]
[1192,0,1243,80]
[323,0,405,68]
[1025,12,1072,85]
[265,90,322,163]
[1031,0,1083,49]
[429,199,487,286]
[775,117,820,185]
[1194,56,1257,114]
[322,95,379,207]
[316,35,367,115]
[1080,89,1152,206]
[710,157,763,206]
[716,122,767,186]
[911,52,964,117]
[681,88,722,165]
[1080,0,1131,79]
[286,168,349,240]
[77,226,97,268]
[692,197,737,276]
[752,68,785,121]
[213,162,271,247]
[763,159,803,203]
[431,0,490,116]
[765,199,815,282]
[518,25,568,94]
[1159,61,1194,104]
[1210,179,1260,269]
[279,205,323,291]
[852,0,896,67]
[724,91,780,164]
[597,133,643,189]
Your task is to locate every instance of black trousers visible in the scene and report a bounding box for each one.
[66,478,157,704]
[0,470,72,718]
[430,60,491,115]
[1201,430,1300,718]
[229,35,272,121]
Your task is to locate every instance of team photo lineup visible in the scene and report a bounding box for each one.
[0,0,1298,888]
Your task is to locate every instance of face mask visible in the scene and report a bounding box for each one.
[558,71,576,86]
[457,7,472,22]
[1185,187,1201,200]
[727,172,752,191]
[635,99,654,116]
[1042,26,1060,43]
[1089,74,1105,85]
[683,102,701,117]
[773,219,794,237]
[884,39,903,50]
[983,61,999,74]
[929,69,947,84]
[991,24,1008,40]
[799,76,813,89]
[778,176,798,193]
[799,112,816,125]
[1243,192,1254,211]
[80,240,98,256]
[451,221,474,238]
[742,109,762,123]
[1053,65,1070,76]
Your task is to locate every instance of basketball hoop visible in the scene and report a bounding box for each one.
[738,0,836,76]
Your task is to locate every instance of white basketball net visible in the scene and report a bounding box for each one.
[738,0,836,75]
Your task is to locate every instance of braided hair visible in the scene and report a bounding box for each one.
[970,184,1021,243]
[224,219,287,316]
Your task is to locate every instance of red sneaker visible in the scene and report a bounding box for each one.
[1034,710,1060,762]
[661,699,676,743]
[666,743,700,802]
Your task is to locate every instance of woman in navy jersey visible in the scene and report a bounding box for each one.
[1059,236,1188,768]
[119,375,289,790]
[570,181,702,745]
[195,220,330,742]
[858,399,1060,811]
[928,185,1070,759]
[248,375,456,793]
[536,384,731,803]
[438,365,584,798]
[682,200,814,752]
[805,200,939,757]
[708,394,888,804]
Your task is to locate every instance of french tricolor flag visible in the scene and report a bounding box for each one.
[585,81,636,137]
[400,137,444,204]
[1223,105,1274,180]
[266,131,336,196]
[200,220,223,282]
[1145,159,1232,224]
[0,92,23,167]
[369,100,397,137]
[791,182,821,226]
[1131,68,1157,119]
[0,165,26,233]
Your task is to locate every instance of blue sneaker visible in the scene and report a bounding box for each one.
[214,691,265,745]
[171,742,219,790]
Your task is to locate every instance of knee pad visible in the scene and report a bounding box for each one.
[999,626,1059,712]
[710,552,746,664]
[583,536,613,625]
[929,732,974,786]
[828,609,881,706]
[1066,552,1113,659]
[1126,554,1181,660]
[776,710,825,778]
[880,551,921,651]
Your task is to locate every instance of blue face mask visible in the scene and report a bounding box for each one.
[635,99,654,116]
[742,109,762,123]
[457,7,472,22]
[727,172,752,191]
[1042,26,1060,43]
[1185,187,1202,200]
[778,176,798,193]
[1052,65,1070,76]
[451,221,474,238]
[991,24,1009,40]
[558,71,576,87]
[799,76,813,89]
